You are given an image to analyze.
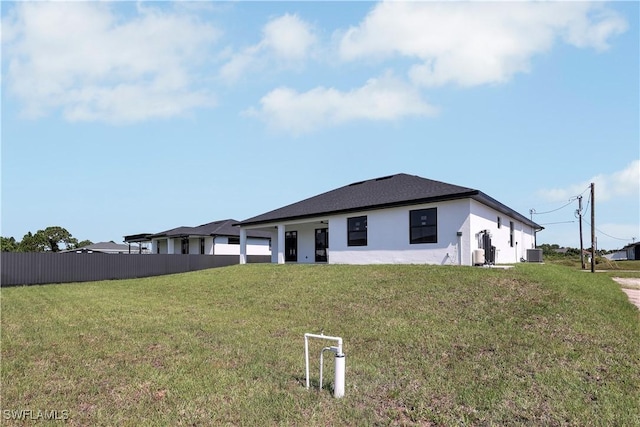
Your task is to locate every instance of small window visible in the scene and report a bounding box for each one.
[410,208,437,244]
[497,216,502,229]
[347,216,367,246]
[200,238,205,255]
[181,238,189,254]
[228,237,240,245]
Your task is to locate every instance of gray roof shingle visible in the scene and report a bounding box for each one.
[152,219,271,239]
[239,173,541,229]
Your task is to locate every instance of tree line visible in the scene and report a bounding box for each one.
[1,226,92,253]
[537,243,612,257]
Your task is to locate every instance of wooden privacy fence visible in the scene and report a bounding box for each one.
[0,253,271,287]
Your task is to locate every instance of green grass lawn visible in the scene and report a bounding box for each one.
[2,264,639,426]
[546,257,640,273]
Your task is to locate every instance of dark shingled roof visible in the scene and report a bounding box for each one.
[151,219,271,239]
[239,173,542,229]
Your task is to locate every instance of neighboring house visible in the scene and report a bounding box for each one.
[623,242,640,261]
[148,219,271,256]
[605,250,628,261]
[238,173,543,266]
[61,241,145,254]
[123,233,154,253]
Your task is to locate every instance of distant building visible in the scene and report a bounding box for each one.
[624,242,640,261]
[129,219,271,256]
[61,241,146,254]
[605,250,627,261]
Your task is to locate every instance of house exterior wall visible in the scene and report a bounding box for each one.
[285,222,326,263]
[205,237,215,255]
[626,243,640,260]
[606,251,627,261]
[189,238,201,254]
[213,236,236,255]
[214,236,271,256]
[468,200,536,263]
[241,199,536,266]
[154,239,168,254]
[248,237,271,256]
[324,199,470,265]
[152,236,270,256]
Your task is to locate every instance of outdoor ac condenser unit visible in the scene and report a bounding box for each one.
[527,249,543,263]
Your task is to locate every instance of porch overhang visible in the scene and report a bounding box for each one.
[239,218,329,264]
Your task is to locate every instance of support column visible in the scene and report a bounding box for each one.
[270,229,279,263]
[167,238,175,254]
[277,224,285,264]
[240,228,247,265]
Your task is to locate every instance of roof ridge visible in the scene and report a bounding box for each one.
[240,173,489,226]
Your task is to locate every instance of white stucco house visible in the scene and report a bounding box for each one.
[149,219,271,256]
[238,174,543,266]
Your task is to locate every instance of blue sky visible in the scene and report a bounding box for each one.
[1,1,638,251]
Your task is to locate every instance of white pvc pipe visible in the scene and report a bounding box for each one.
[305,336,309,389]
[334,353,345,398]
[304,333,345,398]
[319,347,331,390]
[304,333,342,354]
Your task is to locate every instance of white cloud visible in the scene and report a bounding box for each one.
[538,160,640,203]
[262,13,316,61]
[245,74,437,135]
[219,45,261,83]
[339,2,627,87]
[220,13,316,83]
[2,2,219,123]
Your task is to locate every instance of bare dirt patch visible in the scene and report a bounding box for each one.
[612,277,640,289]
[612,277,640,310]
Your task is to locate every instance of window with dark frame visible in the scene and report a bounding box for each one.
[509,221,514,247]
[228,237,240,245]
[497,216,502,229]
[410,208,437,244]
[347,216,367,246]
[200,238,205,254]
[285,231,297,262]
[181,238,189,254]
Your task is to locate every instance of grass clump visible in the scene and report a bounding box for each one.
[1,263,639,426]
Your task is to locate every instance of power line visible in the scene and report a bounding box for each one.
[531,186,591,216]
[583,189,591,215]
[582,218,635,242]
[533,185,635,247]
[531,200,575,215]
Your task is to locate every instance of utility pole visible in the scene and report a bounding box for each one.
[577,196,585,269]
[530,209,536,247]
[590,183,595,273]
